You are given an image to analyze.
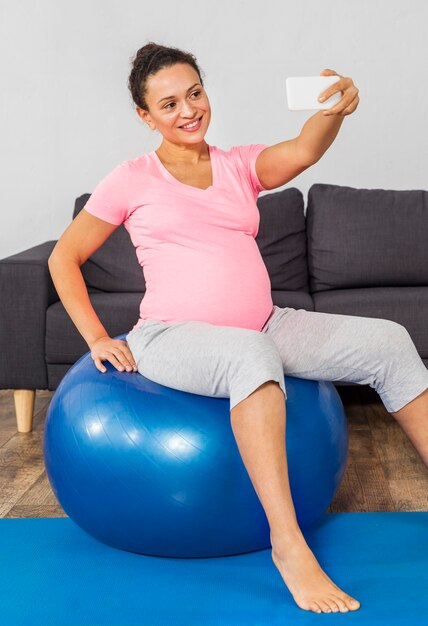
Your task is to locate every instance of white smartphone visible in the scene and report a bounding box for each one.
[286,76,342,111]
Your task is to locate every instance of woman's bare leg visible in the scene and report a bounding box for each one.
[390,386,428,468]
[230,380,361,614]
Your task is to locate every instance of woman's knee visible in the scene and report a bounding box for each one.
[241,331,282,359]
[228,334,286,409]
[372,319,412,354]
[357,319,417,378]
[232,332,284,379]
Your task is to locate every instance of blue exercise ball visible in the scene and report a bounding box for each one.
[44,333,348,558]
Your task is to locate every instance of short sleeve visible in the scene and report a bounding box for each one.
[83,161,131,225]
[233,143,269,195]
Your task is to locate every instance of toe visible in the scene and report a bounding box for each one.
[310,602,322,614]
[345,596,361,610]
[327,596,341,612]
[317,600,332,613]
[330,594,349,612]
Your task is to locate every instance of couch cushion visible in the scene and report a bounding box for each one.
[46,290,142,363]
[74,195,145,292]
[256,188,310,292]
[307,184,428,293]
[312,286,428,358]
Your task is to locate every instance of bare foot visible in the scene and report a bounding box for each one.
[270,532,361,614]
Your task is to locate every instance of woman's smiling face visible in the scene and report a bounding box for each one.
[137,63,211,145]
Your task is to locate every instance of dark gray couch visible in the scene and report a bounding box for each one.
[1,183,427,432]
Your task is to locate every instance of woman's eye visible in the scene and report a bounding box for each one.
[164,91,201,109]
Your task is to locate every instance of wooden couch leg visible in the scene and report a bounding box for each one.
[13,389,36,433]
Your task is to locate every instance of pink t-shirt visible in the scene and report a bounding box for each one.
[83,143,274,332]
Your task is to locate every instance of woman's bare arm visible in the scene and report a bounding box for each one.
[48,209,119,349]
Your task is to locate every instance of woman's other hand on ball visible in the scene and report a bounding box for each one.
[89,336,138,374]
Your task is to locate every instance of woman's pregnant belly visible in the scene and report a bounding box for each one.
[139,237,273,331]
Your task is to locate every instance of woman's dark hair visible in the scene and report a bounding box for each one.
[128,42,205,112]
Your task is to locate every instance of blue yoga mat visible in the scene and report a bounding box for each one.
[1,512,427,625]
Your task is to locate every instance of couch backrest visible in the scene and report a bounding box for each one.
[74,195,145,292]
[307,184,428,293]
[74,187,310,294]
[256,188,309,292]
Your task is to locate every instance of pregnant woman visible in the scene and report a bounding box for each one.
[48,42,428,615]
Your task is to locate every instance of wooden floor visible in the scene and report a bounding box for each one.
[0,385,427,519]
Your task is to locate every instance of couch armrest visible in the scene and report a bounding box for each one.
[0,241,58,390]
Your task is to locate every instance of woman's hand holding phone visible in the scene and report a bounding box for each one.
[286,69,360,117]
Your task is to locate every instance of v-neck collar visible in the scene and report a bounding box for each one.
[151,144,216,192]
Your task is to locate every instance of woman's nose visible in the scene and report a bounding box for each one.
[180,104,196,116]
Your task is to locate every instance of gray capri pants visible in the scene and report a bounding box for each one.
[125,305,428,414]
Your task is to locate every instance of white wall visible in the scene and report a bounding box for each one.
[1,0,427,258]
